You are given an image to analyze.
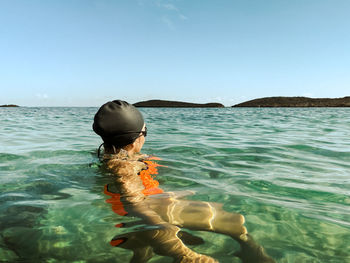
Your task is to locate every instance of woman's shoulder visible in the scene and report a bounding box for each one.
[104,151,147,176]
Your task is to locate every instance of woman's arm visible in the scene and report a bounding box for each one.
[106,158,217,262]
[113,202,218,263]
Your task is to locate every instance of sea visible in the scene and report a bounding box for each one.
[0,107,349,263]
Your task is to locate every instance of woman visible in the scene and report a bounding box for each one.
[93,100,274,263]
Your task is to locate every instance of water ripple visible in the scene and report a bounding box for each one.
[1,107,349,262]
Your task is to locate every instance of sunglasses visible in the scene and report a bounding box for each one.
[140,126,147,137]
[108,127,147,138]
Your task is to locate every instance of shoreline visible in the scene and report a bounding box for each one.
[2,96,350,108]
[232,96,350,107]
[0,104,19,107]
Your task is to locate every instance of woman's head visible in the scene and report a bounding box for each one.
[93,100,146,154]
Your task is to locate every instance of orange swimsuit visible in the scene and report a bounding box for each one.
[104,159,164,216]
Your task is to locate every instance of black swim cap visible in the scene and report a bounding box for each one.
[93,100,144,148]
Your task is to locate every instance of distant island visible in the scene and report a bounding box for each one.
[232,96,350,107]
[0,104,19,107]
[134,100,224,108]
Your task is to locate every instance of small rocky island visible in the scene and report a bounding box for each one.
[134,100,224,108]
[233,96,350,107]
[0,104,19,107]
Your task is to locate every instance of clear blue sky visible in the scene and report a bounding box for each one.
[1,0,349,106]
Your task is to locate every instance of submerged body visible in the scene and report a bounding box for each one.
[102,150,273,263]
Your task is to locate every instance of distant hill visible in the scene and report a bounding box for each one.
[0,104,19,107]
[232,96,350,107]
[134,100,225,108]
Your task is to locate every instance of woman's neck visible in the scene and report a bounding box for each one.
[104,144,136,157]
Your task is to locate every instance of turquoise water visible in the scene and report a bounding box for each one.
[0,107,349,262]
